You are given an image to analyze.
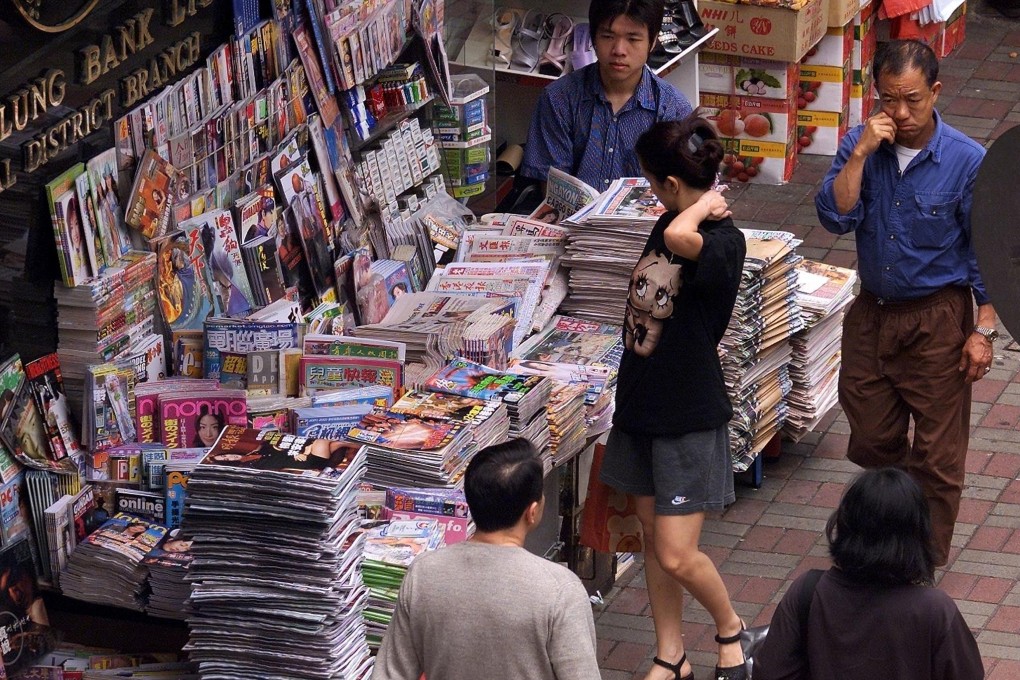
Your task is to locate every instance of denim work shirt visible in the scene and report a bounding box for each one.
[521,64,692,190]
[815,112,988,305]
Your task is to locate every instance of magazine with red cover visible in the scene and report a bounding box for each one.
[202,425,364,476]
[23,353,81,460]
[159,390,248,449]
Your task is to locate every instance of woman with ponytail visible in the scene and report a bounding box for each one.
[599,115,748,680]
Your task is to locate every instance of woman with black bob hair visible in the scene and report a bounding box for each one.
[599,114,749,680]
[753,468,983,680]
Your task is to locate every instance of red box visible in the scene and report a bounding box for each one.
[802,24,853,66]
[718,130,798,185]
[797,105,850,155]
[699,92,798,144]
[798,61,852,111]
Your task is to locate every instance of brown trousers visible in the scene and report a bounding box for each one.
[838,286,973,564]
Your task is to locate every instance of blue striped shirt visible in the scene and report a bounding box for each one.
[815,112,989,305]
[521,64,693,189]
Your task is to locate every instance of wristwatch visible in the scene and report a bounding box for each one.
[974,326,999,343]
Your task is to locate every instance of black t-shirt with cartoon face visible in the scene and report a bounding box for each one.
[613,212,746,436]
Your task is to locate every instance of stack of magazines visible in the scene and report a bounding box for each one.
[182,426,372,680]
[53,251,159,413]
[141,531,193,620]
[354,292,516,385]
[423,357,553,463]
[361,519,445,651]
[560,178,663,324]
[783,261,857,441]
[723,230,805,471]
[346,411,478,488]
[60,513,167,611]
[425,260,551,349]
[510,315,623,413]
[546,382,589,467]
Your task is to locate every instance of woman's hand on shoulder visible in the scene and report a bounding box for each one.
[697,190,732,221]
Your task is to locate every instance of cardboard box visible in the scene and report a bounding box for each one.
[848,73,875,127]
[719,134,797,185]
[698,54,799,98]
[803,24,853,66]
[936,5,966,58]
[798,61,851,111]
[797,105,849,155]
[828,0,861,28]
[700,92,797,144]
[700,0,829,64]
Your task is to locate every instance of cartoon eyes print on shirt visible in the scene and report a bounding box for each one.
[625,250,682,357]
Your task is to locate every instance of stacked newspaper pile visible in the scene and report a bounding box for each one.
[426,260,551,349]
[141,532,193,620]
[60,514,167,611]
[560,178,663,324]
[423,358,554,467]
[723,230,804,471]
[354,292,516,385]
[546,382,589,466]
[348,407,487,487]
[361,519,445,650]
[182,426,372,680]
[53,251,158,414]
[783,261,858,441]
[389,389,511,451]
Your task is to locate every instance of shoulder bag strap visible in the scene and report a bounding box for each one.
[797,569,824,646]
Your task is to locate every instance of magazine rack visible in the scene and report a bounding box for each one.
[442,0,717,158]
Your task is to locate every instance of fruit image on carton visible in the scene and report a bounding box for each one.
[798,62,851,111]
[699,53,800,98]
[802,24,853,66]
[797,106,849,155]
[700,92,798,143]
[719,133,797,185]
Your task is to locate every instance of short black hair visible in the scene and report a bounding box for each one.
[589,0,664,44]
[874,39,939,89]
[464,438,543,533]
[635,114,725,191]
[827,468,936,586]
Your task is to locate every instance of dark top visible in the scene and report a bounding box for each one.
[754,568,984,680]
[814,111,988,304]
[612,212,745,436]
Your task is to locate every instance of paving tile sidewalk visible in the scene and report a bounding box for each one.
[596,5,1020,678]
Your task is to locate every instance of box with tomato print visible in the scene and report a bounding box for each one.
[796,104,850,156]
[717,126,798,185]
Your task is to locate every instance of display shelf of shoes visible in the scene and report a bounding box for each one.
[442,0,717,155]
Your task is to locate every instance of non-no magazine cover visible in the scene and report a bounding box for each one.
[158,390,248,449]
[202,425,364,476]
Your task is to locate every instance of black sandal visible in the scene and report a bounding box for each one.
[713,627,747,680]
[652,651,694,680]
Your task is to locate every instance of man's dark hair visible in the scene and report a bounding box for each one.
[589,0,665,44]
[636,114,724,190]
[874,39,939,89]
[826,468,936,586]
[464,438,543,533]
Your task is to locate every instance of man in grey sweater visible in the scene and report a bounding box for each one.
[372,438,600,680]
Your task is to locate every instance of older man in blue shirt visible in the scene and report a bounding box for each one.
[815,40,998,566]
[521,0,693,190]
